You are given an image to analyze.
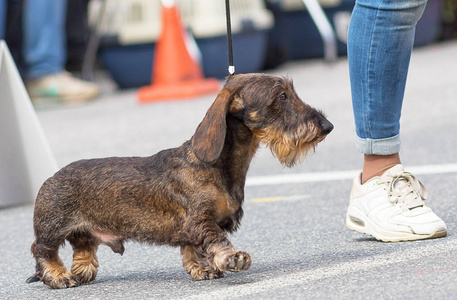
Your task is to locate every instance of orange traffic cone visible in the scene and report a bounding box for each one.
[138,3,221,103]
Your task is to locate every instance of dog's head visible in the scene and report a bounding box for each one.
[192,73,333,167]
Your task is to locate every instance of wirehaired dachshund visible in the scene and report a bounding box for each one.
[27,73,333,288]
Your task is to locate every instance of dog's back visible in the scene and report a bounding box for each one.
[33,147,191,246]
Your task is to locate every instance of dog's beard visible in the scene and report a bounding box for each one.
[253,123,322,168]
[269,138,317,167]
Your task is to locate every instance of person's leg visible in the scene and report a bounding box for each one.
[23,0,67,79]
[361,153,400,183]
[23,0,98,105]
[0,0,6,40]
[348,0,427,183]
[346,0,446,242]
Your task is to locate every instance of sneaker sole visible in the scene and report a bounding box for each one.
[346,206,447,242]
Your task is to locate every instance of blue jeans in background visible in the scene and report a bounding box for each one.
[0,0,7,38]
[24,0,67,79]
[347,0,428,155]
[0,0,67,79]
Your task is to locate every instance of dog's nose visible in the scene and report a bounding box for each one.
[319,118,334,135]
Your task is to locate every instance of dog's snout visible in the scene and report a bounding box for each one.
[319,118,334,135]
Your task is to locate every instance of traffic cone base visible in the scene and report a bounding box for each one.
[138,78,220,102]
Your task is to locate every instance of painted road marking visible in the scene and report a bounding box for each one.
[246,163,457,186]
[184,239,456,300]
[249,196,285,203]
[248,195,310,203]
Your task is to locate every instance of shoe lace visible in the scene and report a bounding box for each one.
[377,171,428,209]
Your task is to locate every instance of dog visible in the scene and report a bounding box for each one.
[26,73,333,289]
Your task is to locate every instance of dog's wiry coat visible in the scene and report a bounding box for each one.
[27,73,333,288]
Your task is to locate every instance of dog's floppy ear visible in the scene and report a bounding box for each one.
[192,88,235,164]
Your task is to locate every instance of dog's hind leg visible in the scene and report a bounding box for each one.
[27,178,81,288]
[67,231,100,285]
[180,245,225,280]
[28,238,79,288]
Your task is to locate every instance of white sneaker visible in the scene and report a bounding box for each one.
[346,164,447,242]
[26,71,99,106]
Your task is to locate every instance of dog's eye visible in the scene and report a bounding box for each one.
[279,93,287,101]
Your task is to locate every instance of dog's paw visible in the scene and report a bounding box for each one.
[71,257,99,284]
[43,271,80,289]
[188,265,225,281]
[215,250,252,272]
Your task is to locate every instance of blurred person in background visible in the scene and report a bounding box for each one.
[345,0,447,242]
[0,0,99,105]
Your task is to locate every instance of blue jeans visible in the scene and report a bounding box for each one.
[0,0,8,37]
[347,0,428,155]
[0,0,67,79]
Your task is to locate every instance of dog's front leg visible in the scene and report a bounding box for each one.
[206,238,252,274]
[182,223,251,280]
[190,221,251,275]
[180,245,224,280]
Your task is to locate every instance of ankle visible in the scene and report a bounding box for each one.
[361,153,401,184]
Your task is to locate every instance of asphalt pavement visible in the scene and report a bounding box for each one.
[1,41,456,299]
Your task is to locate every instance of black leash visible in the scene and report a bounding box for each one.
[225,0,235,75]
